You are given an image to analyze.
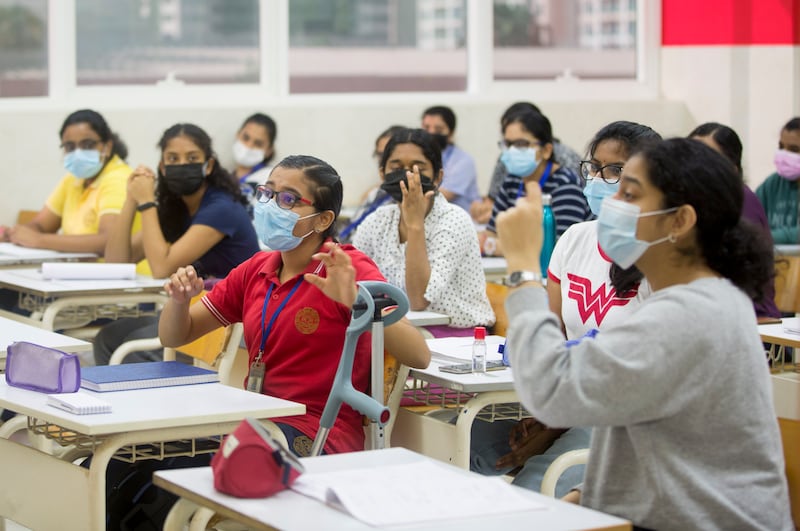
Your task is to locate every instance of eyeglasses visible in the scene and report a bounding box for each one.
[60,139,101,153]
[255,186,314,210]
[498,139,540,150]
[580,161,624,184]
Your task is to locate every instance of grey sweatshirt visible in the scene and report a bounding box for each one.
[507,277,793,530]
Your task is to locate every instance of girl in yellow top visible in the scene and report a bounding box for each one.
[0,109,131,255]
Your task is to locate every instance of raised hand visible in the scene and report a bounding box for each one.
[304,242,358,308]
[496,180,544,273]
[164,265,204,304]
[399,165,433,233]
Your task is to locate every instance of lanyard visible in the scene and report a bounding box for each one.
[516,161,554,200]
[238,162,267,184]
[256,277,304,361]
[339,194,392,241]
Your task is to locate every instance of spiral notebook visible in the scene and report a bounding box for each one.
[80,361,219,392]
[47,393,112,415]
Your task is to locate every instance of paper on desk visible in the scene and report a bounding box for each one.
[426,335,505,363]
[291,460,543,527]
[783,317,800,335]
[41,262,136,280]
[0,243,66,258]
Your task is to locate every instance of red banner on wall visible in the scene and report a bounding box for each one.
[662,0,800,45]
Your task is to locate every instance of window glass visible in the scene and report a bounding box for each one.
[289,0,467,94]
[0,0,47,97]
[75,0,259,85]
[493,0,636,80]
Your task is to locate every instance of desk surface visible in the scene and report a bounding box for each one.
[409,360,515,393]
[154,447,630,531]
[758,319,800,349]
[0,381,304,436]
[0,267,164,297]
[406,310,451,327]
[0,243,97,266]
[481,256,507,273]
[0,316,92,356]
[776,244,800,256]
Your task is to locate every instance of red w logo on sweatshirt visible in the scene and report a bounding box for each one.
[566,273,638,325]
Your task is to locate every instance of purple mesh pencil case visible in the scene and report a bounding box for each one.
[5,341,80,393]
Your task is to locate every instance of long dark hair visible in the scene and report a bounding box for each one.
[688,122,743,176]
[636,138,773,302]
[588,121,662,296]
[156,123,242,242]
[379,127,443,177]
[59,109,128,161]
[272,155,343,241]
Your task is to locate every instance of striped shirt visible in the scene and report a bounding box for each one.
[487,165,592,237]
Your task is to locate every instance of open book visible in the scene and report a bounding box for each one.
[290,460,543,527]
[426,335,506,364]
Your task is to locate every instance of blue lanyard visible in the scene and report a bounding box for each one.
[515,161,554,200]
[338,194,391,241]
[238,162,267,184]
[256,277,304,360]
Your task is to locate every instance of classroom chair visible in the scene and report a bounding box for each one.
[486,281,509,336]
[774,255,800,315]
[540,448,590,497]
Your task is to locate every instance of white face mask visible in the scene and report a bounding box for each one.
[233,140,266,168]
[596,197,678,269]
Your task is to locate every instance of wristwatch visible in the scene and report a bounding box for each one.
[136,201,157,212]
[503,270,542,287]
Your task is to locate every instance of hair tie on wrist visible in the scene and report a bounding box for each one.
[136,201,157,212]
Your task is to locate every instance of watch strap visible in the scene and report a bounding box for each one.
[136,201,157,212]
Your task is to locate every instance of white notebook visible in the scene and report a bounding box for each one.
[41,262,136,280]
[47,393,112,415]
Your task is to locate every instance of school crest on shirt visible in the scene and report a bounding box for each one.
[566,273,638,325]
[295,307,320,334]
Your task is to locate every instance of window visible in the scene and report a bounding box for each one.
[75,0,260,85]
[493,0,636,80]
[601,0,619,12]
[0,0,47,97]
[288,0,467,93]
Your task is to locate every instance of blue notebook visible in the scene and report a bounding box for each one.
[80,361,219,392]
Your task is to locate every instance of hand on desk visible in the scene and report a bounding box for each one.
[494,418,567,470]
[7,224,43,248]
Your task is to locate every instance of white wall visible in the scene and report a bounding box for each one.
[0,97,694,226]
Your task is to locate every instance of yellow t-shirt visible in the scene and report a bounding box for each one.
[45,154,132,235]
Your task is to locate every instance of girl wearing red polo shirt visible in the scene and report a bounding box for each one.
[159,155,431,456]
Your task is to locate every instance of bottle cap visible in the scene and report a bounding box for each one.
[541,193,552,206]
[474,326,486,340]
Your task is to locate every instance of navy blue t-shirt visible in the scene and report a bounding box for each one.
[188,186,259,279]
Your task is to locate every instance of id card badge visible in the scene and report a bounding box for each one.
[247,356,266,393]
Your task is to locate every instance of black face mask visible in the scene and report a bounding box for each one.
[431,133,449,151]
[162,163,206,196]
[380,168,436,203]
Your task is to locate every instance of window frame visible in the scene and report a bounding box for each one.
[0,0,660,110]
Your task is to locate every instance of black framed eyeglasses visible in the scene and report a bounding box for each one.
[498,139,541,150]
[60,139,101,153]
[255,186,314,210]
[580,161,624,184]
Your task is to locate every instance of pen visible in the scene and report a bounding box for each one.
[312,243,339,275]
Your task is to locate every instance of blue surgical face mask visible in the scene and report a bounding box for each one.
[583,178,620,216]
[500,146,539,177]
[596,196,678,269]
[64,149,104,179]
[254,199,320,251]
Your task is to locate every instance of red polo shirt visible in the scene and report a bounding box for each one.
[202,242,384,454]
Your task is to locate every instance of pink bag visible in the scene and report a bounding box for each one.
[5,341,80,394]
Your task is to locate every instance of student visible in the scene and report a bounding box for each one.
[94,123,259,365]
[159,154,431,454]
[421,105,481,213]
[471,101,582,225]
[231,113,277,210]
[480,109,591,256]
[756,117,800,244]
[338,125,405,244]
[353,128,494,334]
[496,138,793,530]
[0,109,130,254]
[689,122,780,319]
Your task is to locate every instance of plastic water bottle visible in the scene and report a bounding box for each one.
[472,326,487,373]
[540,193,556,276]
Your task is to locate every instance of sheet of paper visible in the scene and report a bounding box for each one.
[0,243,67,258]
[291,460,543,527]
[426,335,505,363]
[41,262,136,280]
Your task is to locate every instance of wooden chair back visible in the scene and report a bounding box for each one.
[774,255,800,314]
[486,281,509,336]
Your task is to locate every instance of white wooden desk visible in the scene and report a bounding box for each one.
[392,337,525,469]
[0,316,92,370]
[0,382,304,531]
[0,267,167,331]
[155,447,630,531]
[406,310,451,327]
[776,244,800,257]
[758,318,800,372]
[482,256,507,282]
[0,243,97,268]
